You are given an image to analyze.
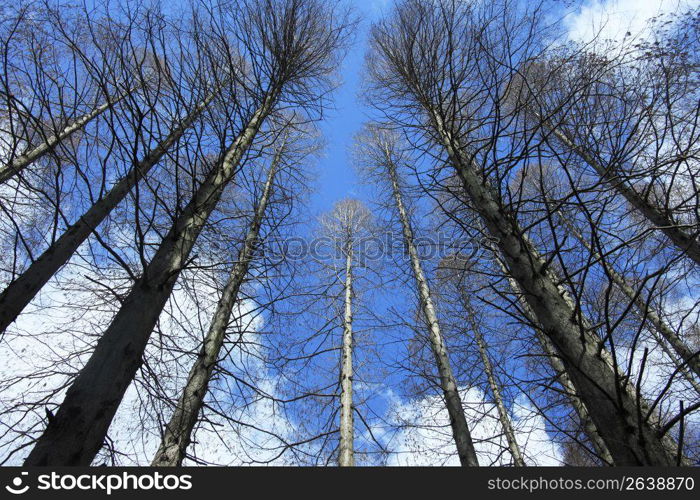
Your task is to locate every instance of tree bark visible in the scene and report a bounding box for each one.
[432,114,677,465]
[492,256,614,464]
[386,158,479,467]
[151,143,281,466]
[0,90,131,184]
[0,92,216,336]
[536,328,615,465]
[338,243,355,467]
[23,93,275,466]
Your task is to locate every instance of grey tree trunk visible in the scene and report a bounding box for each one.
[0,91,131,184]
[338,244,355,467]
[462,296,525,466]
[0,92,216,336]
[386,159,479,467]
[151,145,281,466]
[23,94,275,466]
[557,213,700,385]
[536,329,615,465]
[492,256,614,464]
[544,121,700,266]
[431,114,677,465]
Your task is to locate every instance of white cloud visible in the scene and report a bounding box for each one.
[618,332,700,429]
[565,0,696,44]
[383,386,563,466]
[0,259,296,466]
[97,295,300,466]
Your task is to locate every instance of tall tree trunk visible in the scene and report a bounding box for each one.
[432,114,677,465]
[24,93,275,466]
[338,244,355,467]
[386,159,479,467]
[557,211,700,385]
[151,143,281,466]
[0,92,216,336]
[536,329,615,465]
[0,90,132,184]
[461,296,525,466]
[492,255,614,464]
[543,120,700,266]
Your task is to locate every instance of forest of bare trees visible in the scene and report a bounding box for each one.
[0,0,698,468]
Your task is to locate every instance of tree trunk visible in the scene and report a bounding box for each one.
[0,92,216,336]
[151,143,281,466]
[0,90,131,184]
[536,329,615,465]
[387,159,479,467]
[338,244,355,467]
[462,296,525,466]
[492,255,614,464]
[432,114,677,465]
[558,213,700,385]
[544,121,700,266]
[23,94,275,466]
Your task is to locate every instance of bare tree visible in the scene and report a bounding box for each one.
[485,249,615,465]
[367,0,683,465]
[150,123,312,466]
[1,0,695,468]
[0,1,162,185]
[0,93,131,185]
[318,199,375,466]
[434,253,526,466]
[557,209,700,385]
[0,0,225,335]
[355,125,479,466]
[504,12,700,266]
[462,289,524,466]
[0,90,219,336]
[512,161,700,390]
[24,0,351,466]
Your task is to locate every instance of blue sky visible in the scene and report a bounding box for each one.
[309,1,387,214]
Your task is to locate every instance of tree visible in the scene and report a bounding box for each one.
[0,1,163,185]
[504,13,700,266]
[151,120,317,466]
[512,161,700,392]
[367,0,683,465]
[24,0,351,466]
[0,91,219,336]
[355,125,479,466]
[0,0,227,336]
[318,199,375,466]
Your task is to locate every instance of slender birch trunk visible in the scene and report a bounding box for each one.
[24,93,275,466]
[492,256,614,464]
[543,120,700,266]
[338,243,355,467]
[0,90,132,184]
[557,212,700,384]
[385,157,479,467]
[431,114,676,465]
[151,144,281,466]
[461,295,524,466]
[0,92,217,336]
